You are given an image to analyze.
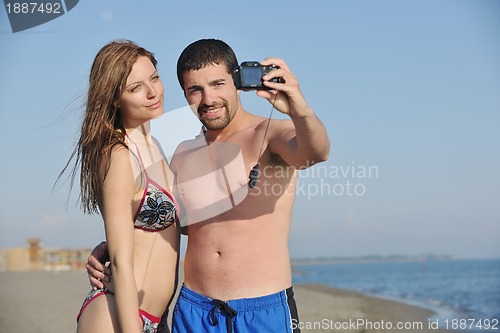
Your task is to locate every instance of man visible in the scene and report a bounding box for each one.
[88,39,330,333]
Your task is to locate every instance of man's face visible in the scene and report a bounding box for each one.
[182,63,240,130]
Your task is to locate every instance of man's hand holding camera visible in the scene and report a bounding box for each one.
[256,58,313,120]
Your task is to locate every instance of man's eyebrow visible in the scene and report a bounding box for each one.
[186,78,226,91]
[209,78,226,85]
[186,84,202,91]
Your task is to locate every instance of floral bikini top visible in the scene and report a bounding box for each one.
[128,138,179,232]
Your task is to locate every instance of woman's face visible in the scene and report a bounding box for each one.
[119,56,164,129]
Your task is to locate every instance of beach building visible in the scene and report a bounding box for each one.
[0,238,90,272]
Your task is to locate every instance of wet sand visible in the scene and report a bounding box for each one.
[0,270,453,332]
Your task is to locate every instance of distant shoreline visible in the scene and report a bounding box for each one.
[291,255,464,266]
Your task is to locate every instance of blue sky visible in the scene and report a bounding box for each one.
[0,0,499,259]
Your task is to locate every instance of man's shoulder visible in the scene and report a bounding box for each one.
[170,134,205,169]
[254,117,293,136]
[175,134,205,152]
[247,112,291,129]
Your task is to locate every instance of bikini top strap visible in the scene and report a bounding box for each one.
[125,134,149,178]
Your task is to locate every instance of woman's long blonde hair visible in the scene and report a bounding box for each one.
[60,40,157,214]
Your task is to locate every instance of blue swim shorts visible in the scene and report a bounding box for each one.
[172,284,300,333]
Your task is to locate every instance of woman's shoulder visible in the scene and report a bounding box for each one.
[99,144,137,182]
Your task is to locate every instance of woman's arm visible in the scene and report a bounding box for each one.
[100,146,142,333]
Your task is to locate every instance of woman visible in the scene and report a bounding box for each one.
[63,40,179,333]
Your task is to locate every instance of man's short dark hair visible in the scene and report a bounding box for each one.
[176,39,238,90]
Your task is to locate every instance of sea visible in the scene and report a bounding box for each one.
[292,258,500,332]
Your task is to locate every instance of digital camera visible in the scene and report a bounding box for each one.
[233,61,282,90]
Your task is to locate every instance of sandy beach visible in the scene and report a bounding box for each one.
[0,270,454,333]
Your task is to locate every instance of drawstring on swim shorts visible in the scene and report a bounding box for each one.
[209,299,238,333]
